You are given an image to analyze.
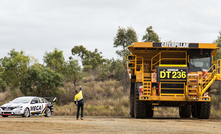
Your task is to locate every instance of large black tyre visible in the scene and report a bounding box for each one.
[134,82,146,118]
[146,103,153,118]
[22,107,30,117]
[198,102,211,119]
[130,83,135,117]
[192,105,198,118]
[179,105,191,118]
[2,115,8,117]
[44,107,52,117]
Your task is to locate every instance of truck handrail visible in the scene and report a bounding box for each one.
[151,51,187,71]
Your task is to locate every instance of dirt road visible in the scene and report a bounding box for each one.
[0,116,221,134]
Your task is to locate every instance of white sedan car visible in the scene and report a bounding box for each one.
[0,96,56,117]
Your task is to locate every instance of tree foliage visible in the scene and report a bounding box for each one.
[0,49,30,89]
[0,65,6,92]
[71,45,105,69]
[111,59,124,80]
[214,32,221,60]
[113,26,137,91]
[142,26,160,42]
[43,48,65,74]
[113,26,138,57]
[64,59,82,86]
[20,65,64,97]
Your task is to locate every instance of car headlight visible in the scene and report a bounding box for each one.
[14,106,23,109]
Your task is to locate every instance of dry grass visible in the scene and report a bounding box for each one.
[53,103,129,116]
[0,88,9,102]
[0,87,23,106]
[210,95,221,118]
[53,79,130,116]
[154,107,179,118]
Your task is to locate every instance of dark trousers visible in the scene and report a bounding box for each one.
[77,101,84,118]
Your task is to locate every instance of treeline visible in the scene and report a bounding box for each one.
[0,26,221,106]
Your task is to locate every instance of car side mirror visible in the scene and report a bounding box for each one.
[53,97,57,102]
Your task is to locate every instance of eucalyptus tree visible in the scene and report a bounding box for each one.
[20,64,64,97]
[71,45,106,70]
[64,59,82,86]
[43,48,65,74]
[142,26,160,42]
[113,26,138,91]
[0,49,30,89]
[113,26,138,57]
[214,32,221,60]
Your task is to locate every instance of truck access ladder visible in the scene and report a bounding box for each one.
[187,74,199,97]
[199,59,221,96]
[142,74,151,95]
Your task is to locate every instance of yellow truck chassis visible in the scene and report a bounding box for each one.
[127,42,221,119]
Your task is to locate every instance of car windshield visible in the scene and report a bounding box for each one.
[11,97,32,103]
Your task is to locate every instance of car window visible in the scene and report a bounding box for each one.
[44,99,48,103]
[31,98,39,104]
[11,97,32,103]
[39,98,44,103]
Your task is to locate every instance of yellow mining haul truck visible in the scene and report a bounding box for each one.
[127,42,221,119]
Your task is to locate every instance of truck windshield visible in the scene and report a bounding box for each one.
[189,52,211,72]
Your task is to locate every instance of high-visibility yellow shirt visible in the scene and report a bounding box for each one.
[74,90,83,102]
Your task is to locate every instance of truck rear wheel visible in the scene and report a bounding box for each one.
[198,102,211,119]
[130,83,135,117]
[134,82,146,118]
[192,105,198,118]
[179,105,191,118]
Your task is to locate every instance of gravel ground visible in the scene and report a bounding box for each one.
[0,116,221,134]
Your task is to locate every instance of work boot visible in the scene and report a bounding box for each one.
[81,117,83,120]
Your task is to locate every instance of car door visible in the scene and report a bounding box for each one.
[30,98,42,114]
[38,97,47,115]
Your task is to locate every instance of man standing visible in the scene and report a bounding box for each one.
[74,86,84,120]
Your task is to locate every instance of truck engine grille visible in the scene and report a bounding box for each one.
[160,83,185,94]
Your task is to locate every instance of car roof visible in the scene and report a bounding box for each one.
[16,96,44,99]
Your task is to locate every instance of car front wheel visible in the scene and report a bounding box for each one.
[44,107,51,117]
[22,108,30,117]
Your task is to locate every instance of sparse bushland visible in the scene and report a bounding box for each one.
[1,80,221,118]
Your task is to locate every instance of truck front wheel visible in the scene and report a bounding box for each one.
[146,103,153,118]
[134,82,146,118]
[130,83,135,117]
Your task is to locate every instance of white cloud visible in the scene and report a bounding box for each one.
[0,0,221,64]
